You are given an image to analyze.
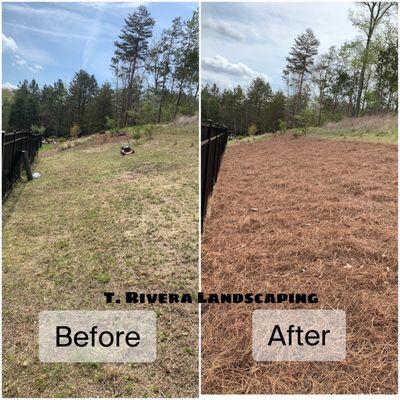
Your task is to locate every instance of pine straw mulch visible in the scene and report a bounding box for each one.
[201,135,397,394]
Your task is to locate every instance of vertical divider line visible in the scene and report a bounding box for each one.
[198,1,202,396]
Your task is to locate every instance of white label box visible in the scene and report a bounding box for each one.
[252,309,346,361]
[39,310,156,363]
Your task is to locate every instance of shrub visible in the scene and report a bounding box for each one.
[132,130,142,144]
[105,116,116,131]
[143,124,154,140]
[292,129,306,139]
[248,124,257,137]
[278,119,286,133]
[31,124,45,135]
[70,124,80,139]
[109,127,120,136]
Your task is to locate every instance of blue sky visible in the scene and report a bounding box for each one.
[202,2,365,91]
[2,2,197,89]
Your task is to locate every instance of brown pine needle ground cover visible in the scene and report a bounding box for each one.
[202,134,397,394]
[3,123,198,397]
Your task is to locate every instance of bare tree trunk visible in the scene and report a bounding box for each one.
[174,80,183,118]
[294,72,304,122]
[354,25,373,116]
[361,68,372,112]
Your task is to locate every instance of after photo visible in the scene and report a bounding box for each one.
[201,1,398,394]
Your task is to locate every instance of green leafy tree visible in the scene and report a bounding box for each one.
[173,10,199,118]
[156,17,182,122]
[349,2,396,116]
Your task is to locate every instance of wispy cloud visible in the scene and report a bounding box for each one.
[5,3,92,25]
[203,18,245,41]
[82,7,104,70]
[81,2,145,10]
[4,22,91,40]
[203,54,269,82]
[2,33,18,52]
[4,3,119,39]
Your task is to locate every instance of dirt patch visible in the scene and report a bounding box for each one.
[202,135,397,394]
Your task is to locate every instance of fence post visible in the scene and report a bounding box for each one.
[11,131,17,186]
[21,151,33,181]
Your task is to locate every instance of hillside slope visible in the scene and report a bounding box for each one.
[3,123,199,397]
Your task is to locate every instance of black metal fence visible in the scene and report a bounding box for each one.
[201,121,228,226]
[2,130,43,198]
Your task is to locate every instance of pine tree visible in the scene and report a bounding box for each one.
[93,82,114,131]
[284,29,319,117]
[68,70,98,133]
[112,5,155,126]
[246,77,273,132]
[9,80,39,130]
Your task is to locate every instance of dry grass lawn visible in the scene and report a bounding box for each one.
[3,122,199,397]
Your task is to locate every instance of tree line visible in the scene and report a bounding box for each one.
[2,5,198,137]
[201,2,397,135]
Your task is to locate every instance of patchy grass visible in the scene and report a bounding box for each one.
[40,142,54,152]
[3,122,199,397]
[230,114,398,145]
[228,133,275,146]
[297,114,397,144]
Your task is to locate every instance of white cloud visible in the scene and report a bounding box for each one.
[203,55,269,82]
[3,82,18,90]
[8,50,43,74]
[203,18,245,41]
[15,54,27,66]
[28,64,43,73]
[2,33,18,52]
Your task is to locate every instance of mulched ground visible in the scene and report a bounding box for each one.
[201,135,397,394]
